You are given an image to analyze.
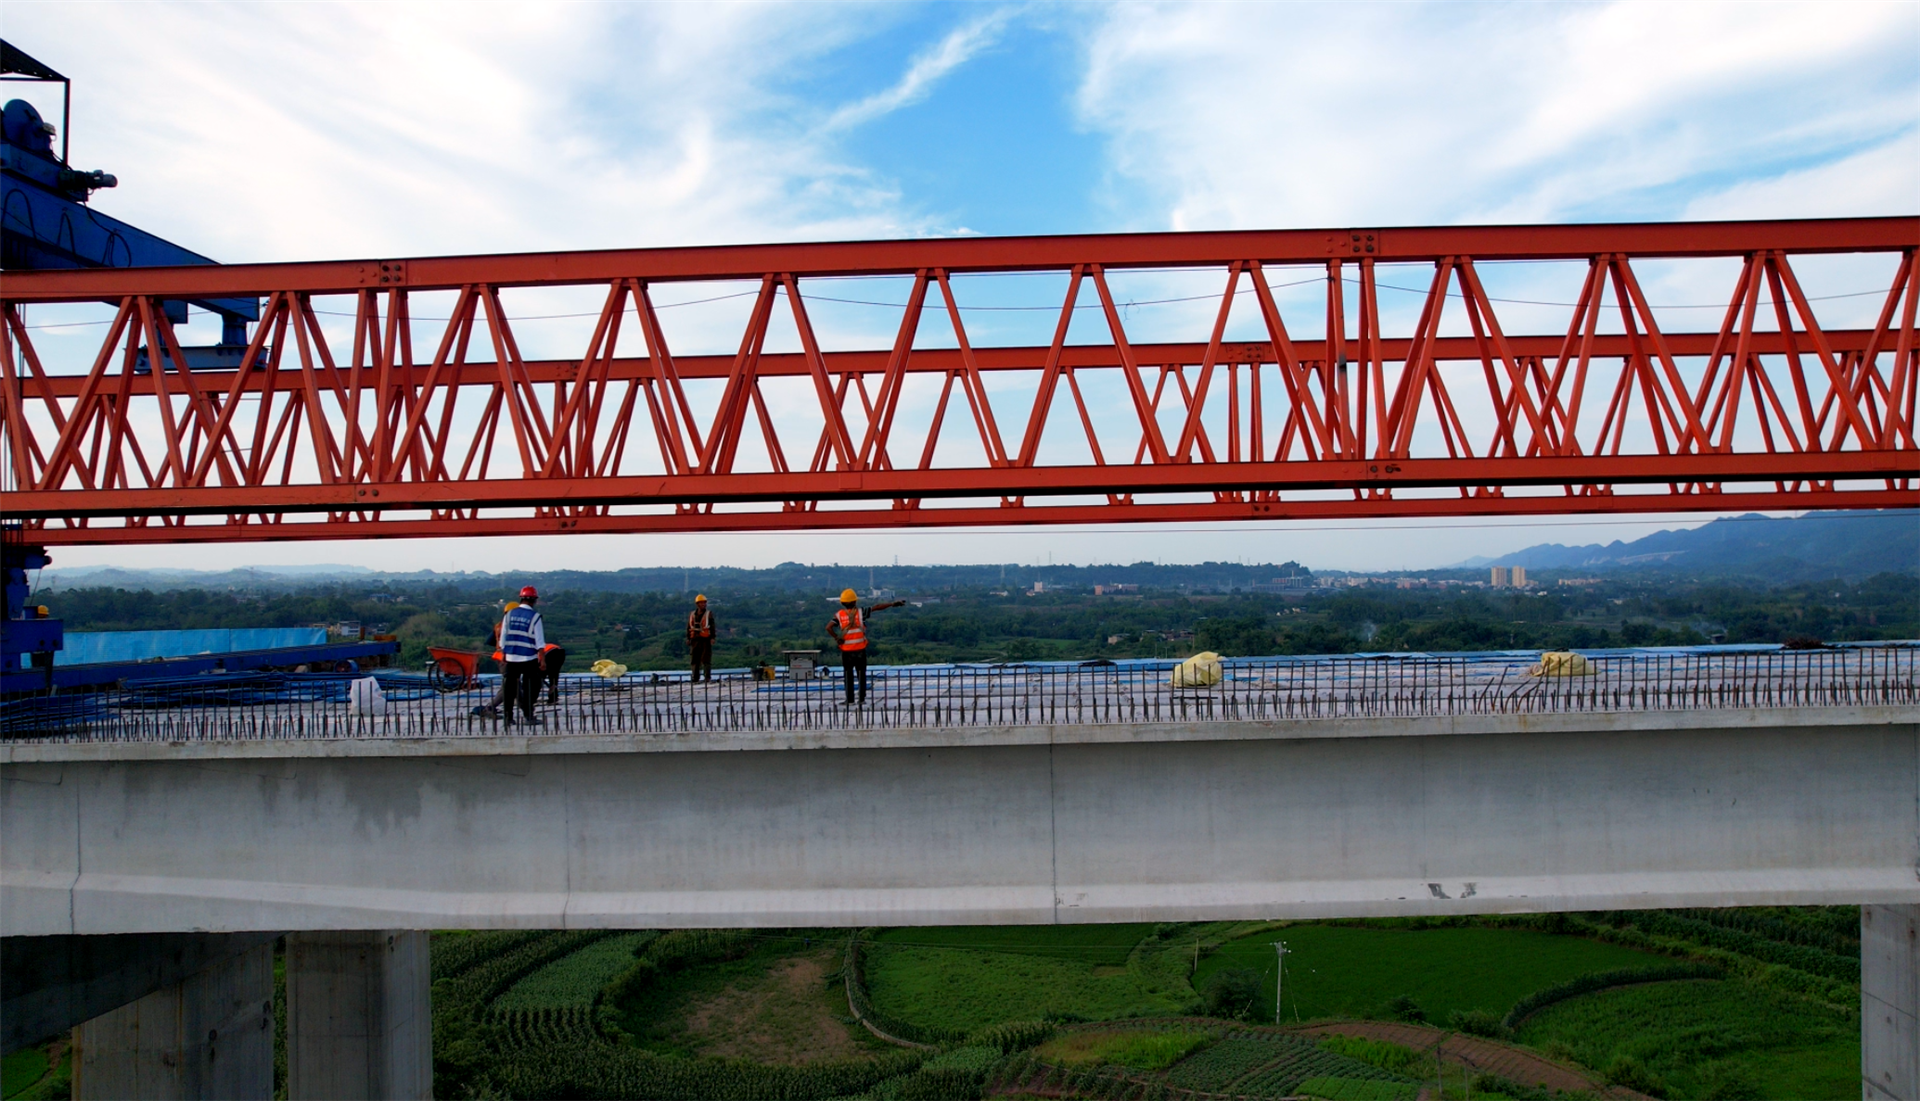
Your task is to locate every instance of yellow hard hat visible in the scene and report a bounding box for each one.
[840,588,858,603]
[505,601,520,611]
[695,593,708,602]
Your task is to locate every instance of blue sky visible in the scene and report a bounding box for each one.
[6,1,1918,575]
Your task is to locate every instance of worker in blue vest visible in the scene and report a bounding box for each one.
[498,585,546,726]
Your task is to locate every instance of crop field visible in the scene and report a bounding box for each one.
[1151,1031,1414,1098]
[863,932,1185,1032]
[1296,1076,1418,1100]
[1516,978,1858,1100]
[1033,1027,1213,1069]
[495,931,655,1010]
[1195,923,1661,1022]
[1162,1036,1288,1089]
[871,923,1153,965]
[411,911,1862,1099]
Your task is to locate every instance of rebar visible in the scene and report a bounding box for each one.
[3,646,1914,744]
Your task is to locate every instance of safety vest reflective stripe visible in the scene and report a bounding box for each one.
[501,607,542,661]
[688,610,713,637]
[837,608,866,651]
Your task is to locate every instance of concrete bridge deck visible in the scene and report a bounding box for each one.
[5,704,1914,935]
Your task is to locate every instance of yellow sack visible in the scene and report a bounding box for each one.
[1531,651,1594,677]
[1170,651,1223,688]
[591,658,628,679]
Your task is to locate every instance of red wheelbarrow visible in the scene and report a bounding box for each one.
[425,646,481,693]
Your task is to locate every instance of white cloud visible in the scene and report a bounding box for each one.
[1682,133,1920,220]
[1,1,925,266]
[1072,1,1919,230]
[824,9,1014,131]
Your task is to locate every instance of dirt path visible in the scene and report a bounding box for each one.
[678,948,871,1064]
[1294,1021,1650,1100]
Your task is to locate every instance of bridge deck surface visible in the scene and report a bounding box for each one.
[3,647,1913,745]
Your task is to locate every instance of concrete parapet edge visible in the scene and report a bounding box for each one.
[4,704,1913,763]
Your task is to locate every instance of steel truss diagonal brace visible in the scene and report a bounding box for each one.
[1,217,1915,546]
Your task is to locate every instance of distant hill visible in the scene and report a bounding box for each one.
[39,559,1318,597]
[1460,509,1918,581]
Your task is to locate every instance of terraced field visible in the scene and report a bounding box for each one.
[414,909,1863,1099]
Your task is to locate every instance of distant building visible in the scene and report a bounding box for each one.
[1490,566,1529,588]
[1094,583,1139,595]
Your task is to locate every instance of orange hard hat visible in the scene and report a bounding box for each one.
[695,593,708,602]
[840,588,858,603]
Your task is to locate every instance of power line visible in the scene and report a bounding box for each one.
[17,278,1889,330]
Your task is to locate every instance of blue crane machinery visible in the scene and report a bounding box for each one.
[2,41,393,694]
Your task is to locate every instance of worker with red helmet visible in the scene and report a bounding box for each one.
[686,594,715,683]
[498,585,545,725]
[825,588,905,705]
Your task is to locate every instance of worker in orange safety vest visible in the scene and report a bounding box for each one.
[825,588,905,705]
[687,594,715,682]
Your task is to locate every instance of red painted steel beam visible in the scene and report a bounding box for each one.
[4,217,1916,548]
[26,488,1920,548]
[3,218,1913,301]
[11,452,1912,519]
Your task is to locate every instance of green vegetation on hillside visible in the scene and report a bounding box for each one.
[1032,1027,1213,1069]
[1517,979,1858,1100]
[1194,922,1662,1023]
[41,552,1918,672]
[412,906,1865,1100]
[863,924,1186,1031]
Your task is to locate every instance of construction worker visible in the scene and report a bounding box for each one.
[471,601,518,717]
[498,586,545,726]
[539,642,566,704]
[826,588,905,705]
[687,595,715,682]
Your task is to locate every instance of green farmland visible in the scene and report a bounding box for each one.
[1194,922,1663,1023]
[862,923,1185,1031]
[1517,977,1860,1099]
[36,907,1829,1098]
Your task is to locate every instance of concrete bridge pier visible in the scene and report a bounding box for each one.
[1864,904,1919,1100]
[285,931,432,1101]
[70,938,274,1099]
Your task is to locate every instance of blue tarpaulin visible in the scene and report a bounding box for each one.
[55,628,330,666]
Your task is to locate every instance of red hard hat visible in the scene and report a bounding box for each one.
[519,585,538,600]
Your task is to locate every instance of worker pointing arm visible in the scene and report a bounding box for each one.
[825,589,906,706]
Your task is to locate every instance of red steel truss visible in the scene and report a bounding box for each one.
[2,218,1916,546]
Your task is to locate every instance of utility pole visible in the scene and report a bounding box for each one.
[1272,941,1290,1024]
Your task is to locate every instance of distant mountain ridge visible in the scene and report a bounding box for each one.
[1460,509,1917,580]
[39,559,1318,596]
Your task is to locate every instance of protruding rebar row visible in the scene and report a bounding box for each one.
[3,648,1912,743]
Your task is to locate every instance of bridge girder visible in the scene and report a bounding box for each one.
[2,217,1915,545]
